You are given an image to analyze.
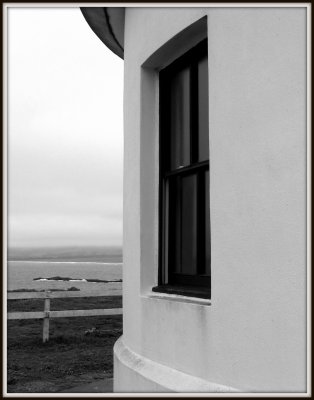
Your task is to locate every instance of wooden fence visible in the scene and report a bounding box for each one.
[7,290,122,343]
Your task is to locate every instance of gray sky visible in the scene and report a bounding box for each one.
[8,7,124,248]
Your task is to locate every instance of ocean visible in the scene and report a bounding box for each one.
[7,246,123,293]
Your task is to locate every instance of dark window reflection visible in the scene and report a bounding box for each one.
[170,67,190,170]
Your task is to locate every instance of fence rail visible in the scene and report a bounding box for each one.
[7,290,122,342]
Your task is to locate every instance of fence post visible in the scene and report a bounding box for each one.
[43,291,51,343]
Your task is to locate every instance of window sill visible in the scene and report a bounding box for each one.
[150,285,211,305]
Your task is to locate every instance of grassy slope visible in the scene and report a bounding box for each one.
[7,297,122,393]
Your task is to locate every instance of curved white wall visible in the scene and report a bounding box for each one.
[115,7,307,393]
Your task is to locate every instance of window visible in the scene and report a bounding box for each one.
[153,39,210,299]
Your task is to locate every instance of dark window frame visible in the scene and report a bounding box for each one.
[153,39,211,300]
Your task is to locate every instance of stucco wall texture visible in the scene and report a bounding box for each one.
[115,7,307,392]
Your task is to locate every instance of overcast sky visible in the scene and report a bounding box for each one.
[8,7,124,248]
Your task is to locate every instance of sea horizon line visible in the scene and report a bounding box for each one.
[7,260,123,265]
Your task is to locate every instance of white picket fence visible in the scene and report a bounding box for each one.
[7,290,122,343]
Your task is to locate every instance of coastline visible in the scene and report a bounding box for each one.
[8,259,123,292]
[7,247,124,392]
[8,260,123,264]
[7,295,123,393]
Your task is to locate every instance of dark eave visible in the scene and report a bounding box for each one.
[80,7,125,59]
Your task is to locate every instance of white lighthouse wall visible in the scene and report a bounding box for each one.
[115,7,307,392]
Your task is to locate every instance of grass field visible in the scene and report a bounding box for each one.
[7,296,122,393]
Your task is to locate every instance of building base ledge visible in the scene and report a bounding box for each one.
[113,336,239,393]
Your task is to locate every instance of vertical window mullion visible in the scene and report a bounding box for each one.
[159,70,170,285]
[190,62,199,164]
[205,168,211,277]
[178,176,182,275]
[163,178,169,284]
[197,170,205,275]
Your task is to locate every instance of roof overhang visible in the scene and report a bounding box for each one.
[80,7,125,59]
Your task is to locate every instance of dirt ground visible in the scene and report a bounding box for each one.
[7,296,122,393]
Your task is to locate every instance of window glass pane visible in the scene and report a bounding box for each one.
[163,179,169,283]
[198,56,209,162]
[205,170,211,275]
[170,67,190,170]
[168,177,181,274]
[181,174,197,275]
